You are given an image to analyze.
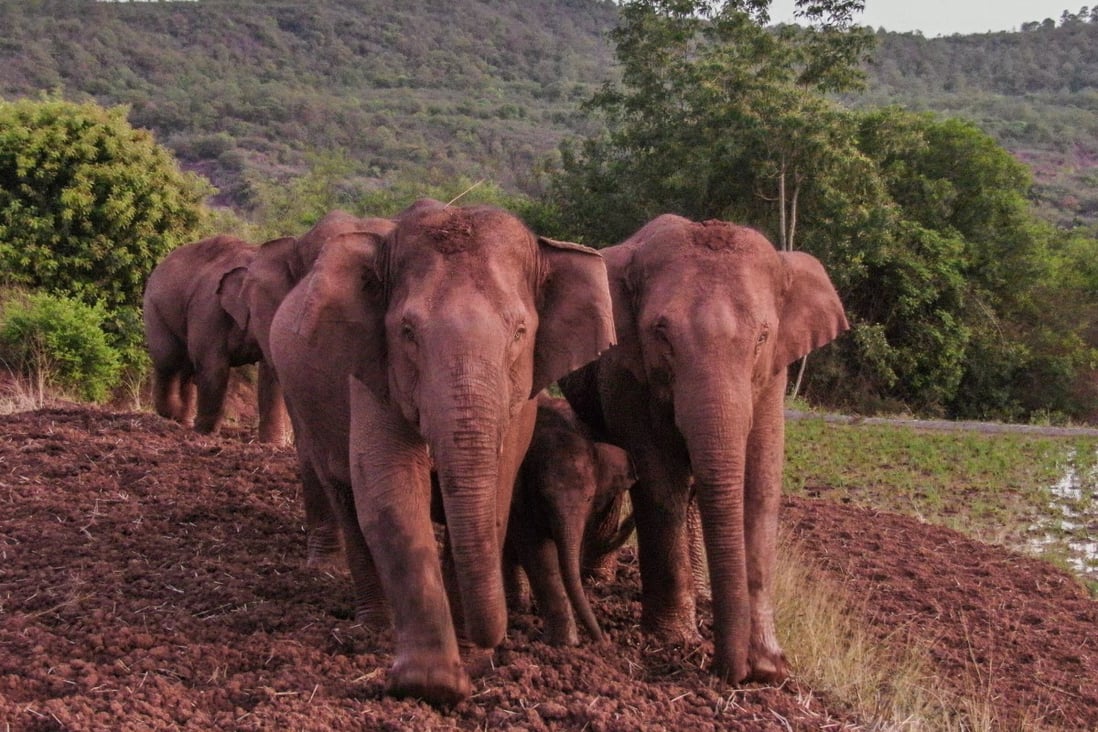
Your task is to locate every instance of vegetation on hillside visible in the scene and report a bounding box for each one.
[0,0,619,205]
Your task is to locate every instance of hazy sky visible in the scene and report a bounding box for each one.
[768,1,1080,36]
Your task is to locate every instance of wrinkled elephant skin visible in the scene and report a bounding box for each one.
[268,200,615,704]
[560,214,848,685]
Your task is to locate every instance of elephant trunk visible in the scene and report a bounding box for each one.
[555,510,604,643]
[674,375,753,683]
[428,384,508,649]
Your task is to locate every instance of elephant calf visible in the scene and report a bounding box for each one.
[504,394,635,646]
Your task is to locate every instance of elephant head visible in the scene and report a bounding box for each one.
[268,199,614,704]
[562,213,847,685]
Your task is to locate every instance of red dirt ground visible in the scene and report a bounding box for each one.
[2,405,1096,730]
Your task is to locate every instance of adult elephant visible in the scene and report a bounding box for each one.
[143,235,287,442]
[559,214,848,685]
[235,211,395,560]
[268,199,614,704]
[503,394,635,647]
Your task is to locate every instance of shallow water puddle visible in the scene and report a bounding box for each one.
[1025,448,1098,582]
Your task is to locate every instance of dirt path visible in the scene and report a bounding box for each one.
[1,406,1095,730]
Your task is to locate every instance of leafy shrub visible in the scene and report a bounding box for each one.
[0,291,122,403]
[0,95,212,310]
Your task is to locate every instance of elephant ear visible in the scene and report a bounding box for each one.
[774,251,850,374]
[291,231,387,377]
[217,266,251,332]
[601,243,646,382]
[237,237,298,353]
[531,237,616,396]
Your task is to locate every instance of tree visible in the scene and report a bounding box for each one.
[0,95,211,311]
[550,0,875,245]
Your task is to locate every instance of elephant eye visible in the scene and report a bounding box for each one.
[401,321,416,343]
[514,323,527,342]
[755,326,770,352]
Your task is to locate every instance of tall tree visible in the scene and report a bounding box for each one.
[551,0,874,245]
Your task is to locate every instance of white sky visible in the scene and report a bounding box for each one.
[768,1,1082,36]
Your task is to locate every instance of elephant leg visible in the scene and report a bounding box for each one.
[192,356,230,435]
[300,455,343,573]
[350,379,469,704]
[256,361,290,445]
[153,367,183,422]
[630,455,697,644]
[326,480,390,626]
[179,377,197,428]
[516,530,578,647]
[502,536,530,612]
[743,377,789,683]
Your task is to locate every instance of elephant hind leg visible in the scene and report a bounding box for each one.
[300,456,343,573]
[153,367,196,427]
[192,359,230,435]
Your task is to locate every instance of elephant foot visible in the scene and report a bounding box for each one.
[642,612,701,647]
[353,603,391,631]
[746,648,789,685]
[306,548,345,574]
[386,652,471,706]
[193,418,220,435]
[542,614,580,647]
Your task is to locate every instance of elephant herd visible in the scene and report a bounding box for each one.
[141,199,848,705]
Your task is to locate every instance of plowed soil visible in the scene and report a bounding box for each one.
[2,405,1096,730]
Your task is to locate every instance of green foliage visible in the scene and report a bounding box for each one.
[0,290,122,402]
[0,0,620,204]
[0,95,211,310]
[550,1,875,244]
[247,163,568,240]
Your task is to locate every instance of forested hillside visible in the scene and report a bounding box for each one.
[0,0,619,205]
[2,0,1095,227]
[849,11,1098,228]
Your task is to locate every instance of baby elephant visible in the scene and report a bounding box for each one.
[504,395,635,646]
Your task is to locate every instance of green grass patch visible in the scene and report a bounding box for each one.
[785,415,1098,583]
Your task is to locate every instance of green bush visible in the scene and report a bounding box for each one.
[0,291,123,403]
[0,95,212,310]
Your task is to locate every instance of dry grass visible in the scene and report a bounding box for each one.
[774,530,1001,731]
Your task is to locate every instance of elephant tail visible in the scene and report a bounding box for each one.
[592,510,636,558]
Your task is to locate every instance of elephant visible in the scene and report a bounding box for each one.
[234,210,396,561]
[503,394,635,647]
[267,199,615,704]
[559,214,848,686]
[142,235,288,442]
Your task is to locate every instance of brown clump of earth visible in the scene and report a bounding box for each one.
[1,405,1095,730]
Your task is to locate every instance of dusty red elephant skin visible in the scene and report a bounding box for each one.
[1,406,1095,730]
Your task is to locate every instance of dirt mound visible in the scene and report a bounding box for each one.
[1,406,1095,730]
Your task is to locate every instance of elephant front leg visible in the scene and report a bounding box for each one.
[192,356,230,435]
[630,463,699,645]
[742,380,789,683]
[350,379,470,705]
[257,361,290,444]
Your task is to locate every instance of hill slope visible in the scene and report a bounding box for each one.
[2,405,1096,728]
[0,0,619,204]
[1,1,1096,226]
